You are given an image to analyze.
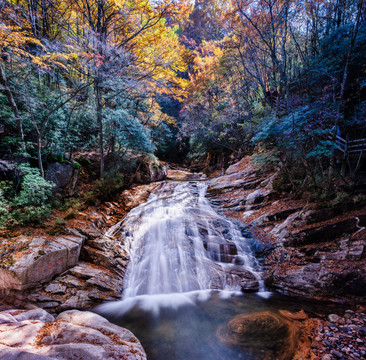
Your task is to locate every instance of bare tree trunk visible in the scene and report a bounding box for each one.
[339,0,364,116]
[95,80,104,180]
[0,63,25,145]
[37,132,45,178]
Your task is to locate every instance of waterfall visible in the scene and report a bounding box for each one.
[97,181,296,360]
[117,181,264,299]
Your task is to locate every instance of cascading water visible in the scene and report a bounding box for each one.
[117,181,263,298]
[97,180,278,360]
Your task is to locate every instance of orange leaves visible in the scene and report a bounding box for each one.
[0,24,44,55]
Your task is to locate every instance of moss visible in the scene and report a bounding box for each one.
[64,208,78,220]
[0,255,15,268]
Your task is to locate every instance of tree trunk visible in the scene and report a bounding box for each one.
[95,80,104,180]
[37,132,45,178]
[0,63,25,145]
[339,0,364,117]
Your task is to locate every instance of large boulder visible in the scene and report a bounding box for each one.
[134,158,168,184]
[0,236,84,291]
[45,162,80,196]
[0,308,146,360]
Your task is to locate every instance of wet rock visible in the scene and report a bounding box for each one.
[0,308,146,359]
[240,279,260,293]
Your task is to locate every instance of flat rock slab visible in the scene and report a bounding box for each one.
[0,236,84,290]
[0,308,146,360]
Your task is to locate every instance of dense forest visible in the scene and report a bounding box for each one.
[1,0,366,228]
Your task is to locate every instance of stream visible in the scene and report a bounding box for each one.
[97,181,310,359]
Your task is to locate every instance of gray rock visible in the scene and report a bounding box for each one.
[82,246,116,269]
[45,283,67,294]
[134,159,168,183]
[45,162,79,196]
[58,274,85,288]
[0,312,17,324]
[246,189,269,205]
[0,308,55,323]
[240,279,260,293]
[39,302,60,310]
[271,209,312,238]
[347,245,364,261]
[59,291,91,310]
[328,314,340,323]
[0,309,146,360]
[85,273,122,292]
[68,262,101,279]
[0,236,84,290]
[322,355,332,360]
[323,251,348,261]
[332,350,343,358]
[0,346,57,360]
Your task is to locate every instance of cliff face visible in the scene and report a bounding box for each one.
[207,156,366,304]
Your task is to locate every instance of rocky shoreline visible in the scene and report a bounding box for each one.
[311,310,366,360]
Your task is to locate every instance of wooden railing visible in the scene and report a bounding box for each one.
[328,132,366,177]
[348,138,366,155]
[328,133,366,157]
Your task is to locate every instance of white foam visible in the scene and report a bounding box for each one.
[256,291,272,299]
[96,289,244,317]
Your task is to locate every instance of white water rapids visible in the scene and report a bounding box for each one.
[98,181,269,317]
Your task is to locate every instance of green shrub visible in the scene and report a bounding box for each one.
[95,172,124,201]
[250,151,280,173]
[0,165,55,228]
[55,218,66,226]
[0,189,9,228]
[14,165,54,206]
[330,192,350,207]
[0,180,15,199]
[10,205,52,226]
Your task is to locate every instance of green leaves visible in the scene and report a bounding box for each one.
[14,165,55,207]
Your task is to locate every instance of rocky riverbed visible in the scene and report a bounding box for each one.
[0,157,365,359]
[311,310,366,359]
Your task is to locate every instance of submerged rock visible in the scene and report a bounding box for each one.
[217,310,312,360]
[0,308,146,360]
